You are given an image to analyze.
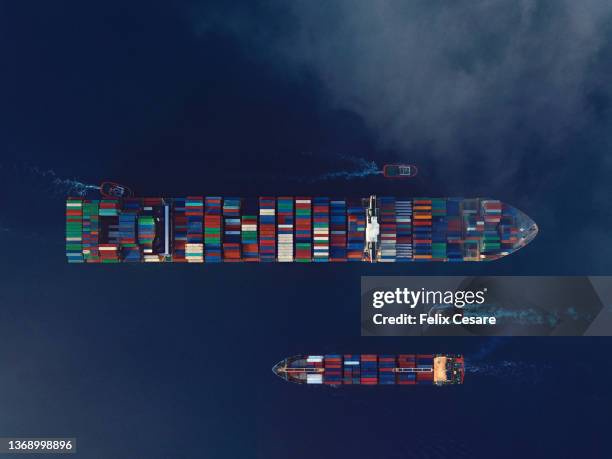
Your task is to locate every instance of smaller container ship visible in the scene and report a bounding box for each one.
[273,354,464,386]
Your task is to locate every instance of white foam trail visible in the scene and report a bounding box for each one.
[310,155,382,181]
[465,360,550,384]
[466,338,550,383]
[25,165,100,196]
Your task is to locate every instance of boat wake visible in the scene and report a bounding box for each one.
[468,337,504,361]
[465,360,550,383]
[307,155,382,181]
[427,303,593,330]
[27,166,100,196]
[465,338,549,383]
[3,163,100,197]
[0,163,99,242]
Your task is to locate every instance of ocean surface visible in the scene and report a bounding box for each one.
[1,1,611,458]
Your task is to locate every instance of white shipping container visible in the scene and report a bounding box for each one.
[306,374,323,384]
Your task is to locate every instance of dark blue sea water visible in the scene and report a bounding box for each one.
[1,1,611,458]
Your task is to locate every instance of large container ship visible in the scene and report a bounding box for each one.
[272,354,464,386]
[65,195,537,263]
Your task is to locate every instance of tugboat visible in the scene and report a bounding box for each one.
[100,181,133,199]
[383,164,418,178]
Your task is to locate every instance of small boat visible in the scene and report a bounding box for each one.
[100,181,133,199]
[383,164,418,178]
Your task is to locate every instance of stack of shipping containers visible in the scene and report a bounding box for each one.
[431,198,447,261]
[119,198,140,262]
[241,199,259,261]
[138,215,156,261]
[186,197,204,263]
[173,198,187,262]
[330,200,347,261]
[204,197,222,262]
[416,355,435,384]
[142,198,163,262]
[397,355,417,385]
[330,355,442,385]
[446,199,463,262]
[323,355,342,385]
[343,354,360,384]
[413,199,433,260]
[347,199,365,261]
[82,200,99,263]
[395,199,412,261]
[222,198,241,261]
[313,197,329,262]
[66,199,84,263]
[462,199,480,260]
[379,197,397,262]
[295,197,312,262]
[258,197,276,262]
[277,197,294,262]
[98,244,120,262]
[378,355,396,384]
[302,356,324,385]
[481,200,502,256]
[99,200,120,263]
[360,355,378,385]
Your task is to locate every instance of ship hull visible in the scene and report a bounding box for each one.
[65,196,537,263]
[273,354,465,385]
